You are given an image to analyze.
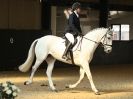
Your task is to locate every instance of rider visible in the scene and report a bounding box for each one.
[62,2,82,60]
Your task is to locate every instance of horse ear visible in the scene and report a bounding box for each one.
[108,27,111,30]
[108,27,113,35]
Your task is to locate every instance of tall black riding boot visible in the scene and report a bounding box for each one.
[62,41,72,60]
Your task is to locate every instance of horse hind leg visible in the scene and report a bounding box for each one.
[24,53,48,85]
[24,38,50,85]
[45,56,56,91]
[24,59,43,85]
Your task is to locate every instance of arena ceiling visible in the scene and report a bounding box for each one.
[63,0,133,6]
[78,0,133,6]
[44,0,133,11]
[46,0,133,6]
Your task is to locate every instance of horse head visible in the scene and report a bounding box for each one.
[100,27,113,53]
[84,27,113,54]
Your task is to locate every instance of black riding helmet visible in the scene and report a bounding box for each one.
[72,2,81,11]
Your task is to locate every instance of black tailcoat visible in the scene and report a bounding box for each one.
[65,12,82,37]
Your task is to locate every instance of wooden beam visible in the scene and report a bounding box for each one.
[99,0,109,27]
[109,4,133,11]
[42,0,133,11]
[41,1,51,30]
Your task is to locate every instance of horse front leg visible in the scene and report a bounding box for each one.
[66,67,85,89]
[46,57,57,92]
[82,62,100,95]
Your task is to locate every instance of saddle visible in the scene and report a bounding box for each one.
[64,37,78,48]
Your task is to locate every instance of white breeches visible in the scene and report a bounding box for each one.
[65,33,74,44]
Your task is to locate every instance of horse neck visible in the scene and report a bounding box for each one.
[84,29,107,43]
[82,29,107,61]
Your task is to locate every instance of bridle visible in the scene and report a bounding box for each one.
[82,28,113,47]
[73,28,113,52]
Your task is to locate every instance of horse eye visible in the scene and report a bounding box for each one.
[108,37,111,40]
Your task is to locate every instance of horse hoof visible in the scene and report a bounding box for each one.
[52,89,58,93]
[54,89,58,93]
[65,85,69,88]
[24,81,27,85]
[95,92,101,95]
[24,81,31,85]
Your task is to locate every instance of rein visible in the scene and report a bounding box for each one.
[73,28,112,52]
[83,37,99,44]
[82,29,112,47]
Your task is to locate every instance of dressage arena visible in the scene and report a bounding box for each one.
[1,0,133,99]
[0,64,133,99]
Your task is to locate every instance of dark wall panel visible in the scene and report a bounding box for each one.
[0,30,50,70]
[91,41,133,65]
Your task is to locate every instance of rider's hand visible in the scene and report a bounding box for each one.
[79,33,83,36]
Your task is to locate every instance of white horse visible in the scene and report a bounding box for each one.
[19,28,113,95]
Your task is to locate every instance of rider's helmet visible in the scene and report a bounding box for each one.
[72,2,81,11]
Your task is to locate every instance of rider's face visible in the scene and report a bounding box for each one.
[77,8,81,14]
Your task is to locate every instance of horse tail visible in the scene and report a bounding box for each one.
[19,39,38,72]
